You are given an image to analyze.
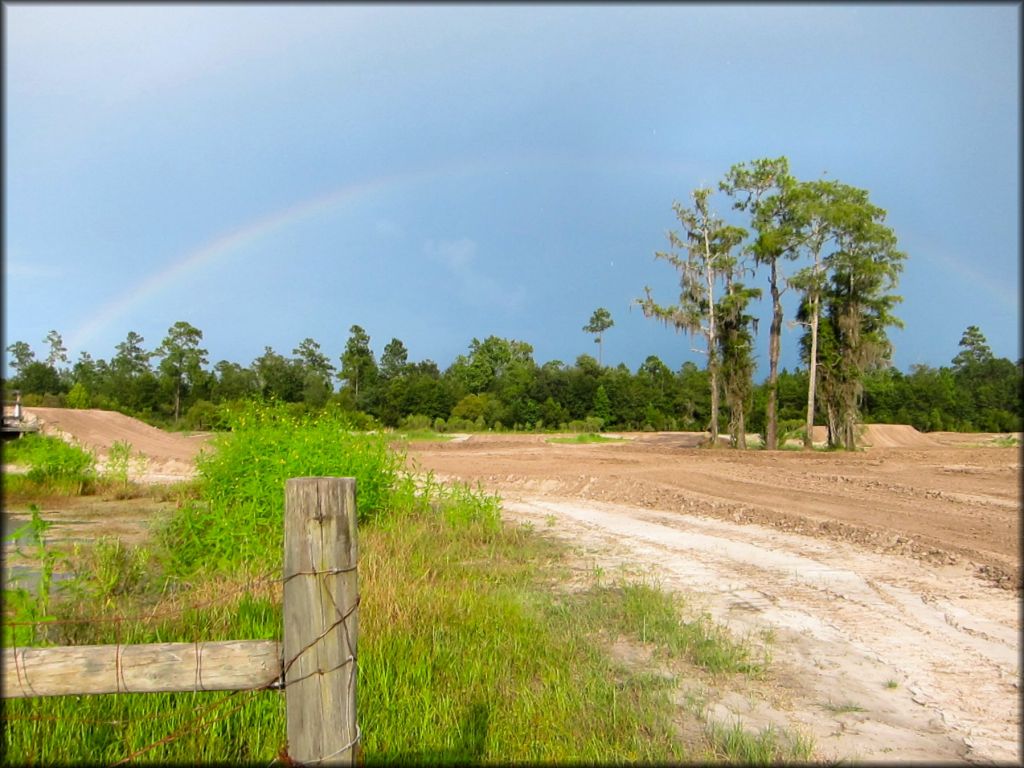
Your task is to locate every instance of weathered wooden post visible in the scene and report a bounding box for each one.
[283,477,359,766]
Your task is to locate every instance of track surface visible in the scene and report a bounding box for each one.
[19,407,210,482]
[407,430,1021,763]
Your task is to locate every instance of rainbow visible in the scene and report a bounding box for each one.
[64,153,698,353]
[64,167,442,353]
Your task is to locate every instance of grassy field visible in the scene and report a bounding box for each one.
[2,404,814,764]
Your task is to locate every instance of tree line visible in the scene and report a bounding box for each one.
[4,156,1020,444]
[4,321,1019,440]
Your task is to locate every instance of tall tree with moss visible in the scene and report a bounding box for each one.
[716,273,761,448]
[583,308,614,366]
[637,187,746,445]
[720,157,800,449]
[786,180,839,448]
[807,189,905,449]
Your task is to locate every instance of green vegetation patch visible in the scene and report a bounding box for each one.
[5,479,692,763]
[158,402,414,576]
[390,429,454,443]
[547,433,627,445]
[3,434,97,496]
[357,515,688,763]
[705,720,815,764]
[571,581,768,676]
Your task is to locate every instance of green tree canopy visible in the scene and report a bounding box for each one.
[339,325,378,405]
[156,321,209,422]
[583,307,614,366]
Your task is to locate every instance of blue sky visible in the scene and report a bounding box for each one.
[4,4,1020,379]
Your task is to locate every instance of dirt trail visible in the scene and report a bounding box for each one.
[408,431,1021,764]
[502,497,1018,763]
[18,407,210,482]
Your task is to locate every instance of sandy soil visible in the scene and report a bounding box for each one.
[406,430,1021,764]
[8,409,1020,762]
[16,407,211,482]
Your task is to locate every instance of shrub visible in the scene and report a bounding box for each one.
[445,416,476,432]
[4,434,96,495]
[159,402,412,576]
[399,414,432,431]
[566,417,603,434]
[184,399,223,430]
[66,382,91,409]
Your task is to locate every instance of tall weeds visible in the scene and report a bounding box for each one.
[3,434,97,496]
[158,401,417,576]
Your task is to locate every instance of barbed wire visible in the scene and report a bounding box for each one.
[3,556,359,766]
[4,567,282,630]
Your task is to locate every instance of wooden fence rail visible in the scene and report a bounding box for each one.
[2,640,281,698]
[1,476,359,766]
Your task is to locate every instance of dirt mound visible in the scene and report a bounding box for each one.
[22,407,210,478]
[860,424,942,448]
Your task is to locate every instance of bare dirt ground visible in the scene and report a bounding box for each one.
[406,430,1022,764]
[6,409,1020,762]
[14,407,211,482]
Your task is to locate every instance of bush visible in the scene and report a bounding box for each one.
[66,383,91,409]
[340,409,381,431]
[777,418,806,442]
[184,399,223,430]
[4,434,96,494]
[445,416,476,432]
[566,417,603,434]
[159,402,412,576]
[399,414,432,431]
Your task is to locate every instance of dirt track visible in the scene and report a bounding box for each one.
[18,407,210,482]
[406,430,1021,763]
[407,429,1021,588]
[11,409,1021,763]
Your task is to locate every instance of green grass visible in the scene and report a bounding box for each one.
[547,433,627,445]
[356,516,688,763]
[569,581,768,676]
[2,434,193,503]
[2,434,97,495]
[4,505,694,763]
[984,435,1021,447]
[390,429,454,443]
[821,699,866,714]
[704,720,815,764]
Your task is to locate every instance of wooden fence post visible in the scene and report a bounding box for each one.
[283,477,359,766]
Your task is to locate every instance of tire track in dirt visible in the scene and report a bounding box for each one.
[501,495,1020,764]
